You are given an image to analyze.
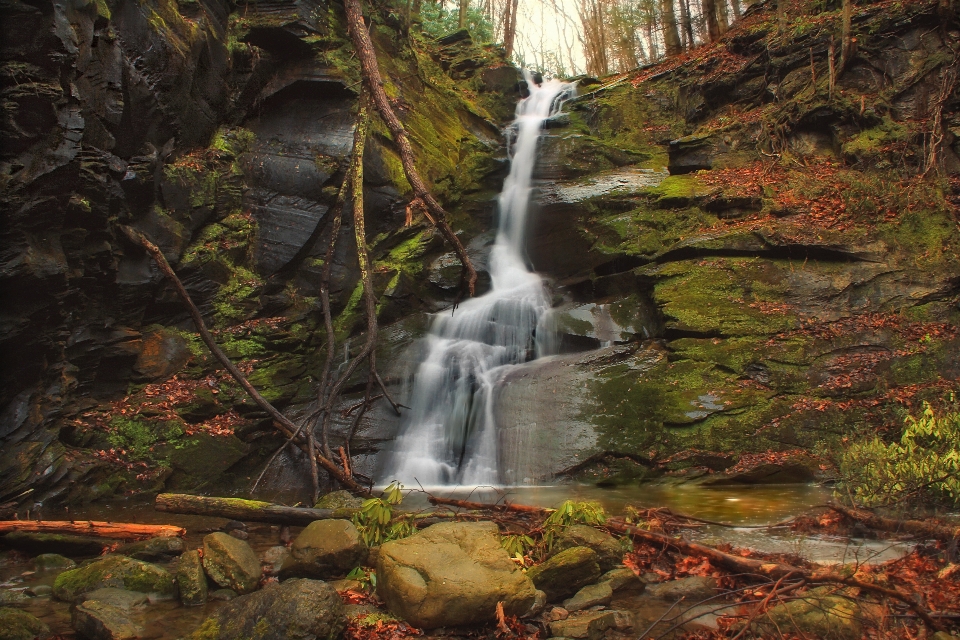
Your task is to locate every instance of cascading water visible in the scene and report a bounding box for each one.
[381,73,575,488]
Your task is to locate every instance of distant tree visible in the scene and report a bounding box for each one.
[661,0,683,55]
[702,0,720,41]
[420,0,494,40]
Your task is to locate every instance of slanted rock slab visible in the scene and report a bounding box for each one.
[553,525,624,572]
[377,521,536,628]
[526,546,601,602]
[188,578,345,640]
[0,606,51,640]
[176,550,207,606]
[644,576,717,602]
[72,600,145,640]
[563,581,613,613]
[598,567,642,592]
[202,532,261,595]
[53,556,175,602]
[281,520,365,579]
[117,537,185,561]
[548,610,618,640]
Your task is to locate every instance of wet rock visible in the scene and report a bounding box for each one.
[202,533,261,595]
[227,530,248,541]
[280,520,366,579]
[547,609,619,640]
[259,546,290,576]
[314,490,364,516]
[599,567,643,592]
[526,546,601,602]
[645,576,717,602]
[72,600,145,640]
[377,521,536,628]
[0,590,29,605]
[0,606,51,640]
[750,586,880,639]
[702,462,817,485]
[562,581,613,613]
[132,328,191,381]
[2,532,110,556]
[26,585,53,597]
[82,588,149,610]
[188,579,345,640]
[209,589,237,601]
[53,556,175,602]
[552,525,624,572]
[117,537,185,561]
[176,550,207,606]
[32,553,76,571]
[525,590,548,617]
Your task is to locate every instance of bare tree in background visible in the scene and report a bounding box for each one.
[661,0,683,55]
[459,0,469,28]
[702,0,720,41]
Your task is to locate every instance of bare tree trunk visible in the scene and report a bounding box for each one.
[503,0,519,56]
[679,0,694,49]
[839,0,853,72]
[344,0,478,296]
[717,0,730,35]
[730,0,741,20]
[661,0,683,55]
[702,0,720,42]
[459,0,469,28]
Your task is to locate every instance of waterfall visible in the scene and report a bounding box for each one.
[380,72,575,488]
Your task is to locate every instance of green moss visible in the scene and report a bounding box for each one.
[212,266,264,327]
[189,618,221,640]
[842,117,909,160]
[53,556,175,601]
[644,174,713,204]
[0,607,50,640]
[333,281,365,340]
[94,0,111,19]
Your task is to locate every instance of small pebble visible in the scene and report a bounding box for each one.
[547,607,569,622]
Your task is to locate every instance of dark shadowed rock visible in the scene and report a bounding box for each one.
[117,536,185,561]
[525,546,601,603]
[0,607,51,640]
[280,519,366,579]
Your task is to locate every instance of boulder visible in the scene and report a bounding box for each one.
[188,579,345,640]
[548,610,621,640]
[0,590,29,605]
[598,567,642,592]
[52,556,175,602]
[562,582,613,613]
[176,550,207,606]
[0,607,51,640]
[280,520,365,579]
[72,600,144,640]
[751,586,880,639]
[259,546,290,576]
[82,589,148,610]
[526,547,601,602]
[644,576,717,602]
[377,521,536,628]
[117,536,184,561]
[552,525,624,572]
[32,553,76,571]
[314,490,364,516]
[202,532,261,595]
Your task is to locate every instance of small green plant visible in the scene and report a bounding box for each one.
[838,401,960,507]
[352,483,417,546]
[345,566,377,589]
[541,500,606,552]
[500,533,536,564]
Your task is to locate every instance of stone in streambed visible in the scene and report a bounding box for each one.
[188,578,345,640]
[2,532,112,556]
[176,550,207,606]
[259,546,289,576]
[31,553,76,571]
[750,585,881,640]
[72,600,144,640]
[279,520,365,579]
[526,546,601,602]
[563,581,613,612]
[202,532,260,595]
[53,556,175,602]
[377,521,536,628]
[314,490,363,517]
[117,536,184,561]
[552,525,624,572]
[82,588,149,610]
[0,606,51,640]
[644,576,717,602]
[598,567,643,592]
[548,610,625,640]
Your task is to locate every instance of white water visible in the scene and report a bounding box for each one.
[381,73,575,487]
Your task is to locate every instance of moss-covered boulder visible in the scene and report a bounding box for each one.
[188,579,344,640]
[552,525,624,573]
[32,553,76,571]
[526,546,601,602]
[314,490,364,516]
[72,600,145,640]
[53,555,175,602]
[280,520,366,579]
[117,536,185,561]
[202,532,260,595]
[377,521,536,628]
[0,607,50,640]
[176,550,207,606]
[750,586,880,639]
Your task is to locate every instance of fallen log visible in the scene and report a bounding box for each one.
[155,494,340,526]
[827,503,960,542]
[0,521,184,540]
[427,496,550,515]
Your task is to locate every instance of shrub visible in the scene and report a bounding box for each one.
[838,402,960,508]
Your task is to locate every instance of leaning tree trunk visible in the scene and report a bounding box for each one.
[344,0,479,296]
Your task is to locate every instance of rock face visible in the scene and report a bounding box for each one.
[0,607,51,640]
[526,546,601,602]
[553,525,624,572]
[377,521,536,628]
[176,550,208,606]
[189,579,345,640]
[202,533,261,595]
[52,556,175,602]
[281,519,366,579]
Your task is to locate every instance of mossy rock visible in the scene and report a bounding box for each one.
[526,546,601,602]
[117,536,185,561]
[52,555,175,602]
[32,553,76,571]
[551,525,624,573]
[0,607,50,640]
[751,586,881,639]
[202,532,261,595]
[177,550,207,606]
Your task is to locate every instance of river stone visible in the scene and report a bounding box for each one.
[751,586,879,639]
[314,490,364,516]
[644,576,717,602]
[209,589,237,601]
[82,588,149,610]
[27,585,53,597]
[0,590,29,605]
[202,532,261,594]
[526,590,548,617]
[176,550,207,606]
[599,567,642,592]
[188,579,345,640]
[53,556,175,602]
[552,525,624,572]
[548,610,619,640]
[117,536,184,561]
[0,606,51,640]
[260,546,290,576]
[526,546,601,602]
[32,553,76,571]
[563,581,613,613]
[281,520,365,579]
[72,600,145,640]
[377,521,536,628]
